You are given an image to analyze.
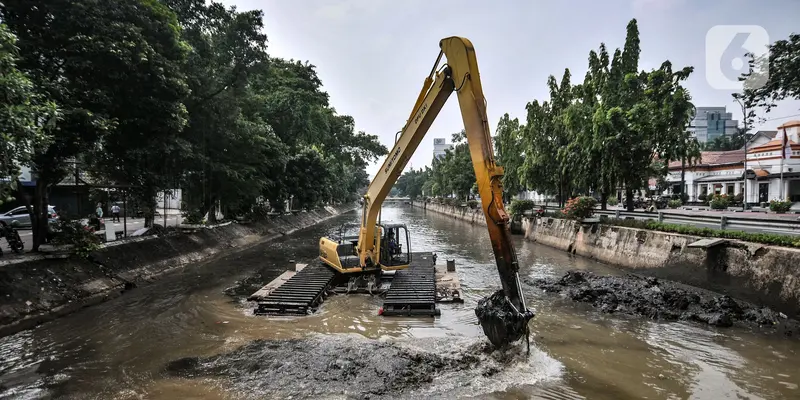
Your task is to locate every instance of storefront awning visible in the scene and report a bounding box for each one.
[760,171,800,180]
[693,174,743,183]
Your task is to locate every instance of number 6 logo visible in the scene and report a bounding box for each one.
[705,25,770,91]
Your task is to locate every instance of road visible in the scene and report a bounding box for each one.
[3,216,181,253]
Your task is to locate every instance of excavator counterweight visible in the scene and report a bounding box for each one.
[318,37,535,349]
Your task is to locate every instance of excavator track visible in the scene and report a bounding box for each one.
[254,264,337,315]
[381,252,439,316]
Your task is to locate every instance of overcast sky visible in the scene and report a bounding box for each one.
[220,0,800,178]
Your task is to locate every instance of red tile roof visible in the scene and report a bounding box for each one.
[667,150,744,169]
[778,120,800,129]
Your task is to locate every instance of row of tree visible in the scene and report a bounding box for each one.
[503,19,698,211]
[395,21,799,212]
[0,0,387,250]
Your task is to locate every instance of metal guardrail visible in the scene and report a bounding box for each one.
[540,206,800,236]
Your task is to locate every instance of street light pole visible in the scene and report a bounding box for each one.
[123,190,128,238]
[743,137,748,211]
[734,96,750,211]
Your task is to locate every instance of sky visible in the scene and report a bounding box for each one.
[220,0,800,178]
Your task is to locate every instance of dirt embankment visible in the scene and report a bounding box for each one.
[0,205,356,338]
[529,270,799,336]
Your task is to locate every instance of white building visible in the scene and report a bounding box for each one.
[433,138,453,161]
[667,122,800,206]
[689,106,739,143]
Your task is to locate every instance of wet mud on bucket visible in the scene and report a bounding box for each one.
[475,290,530,348]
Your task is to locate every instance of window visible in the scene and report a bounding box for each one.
[11,208,28,216]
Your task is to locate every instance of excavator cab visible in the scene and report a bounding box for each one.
[378,223,411,268]
[320,222,411,273]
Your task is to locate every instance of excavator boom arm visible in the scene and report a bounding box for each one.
[357,37,528,317]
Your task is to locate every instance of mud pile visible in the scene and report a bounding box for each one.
[475,290,529,348]
[529,271,798,335]
[164,334,558,399]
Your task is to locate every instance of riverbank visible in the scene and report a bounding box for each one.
[412,201,800,319]
[0,204,356,338]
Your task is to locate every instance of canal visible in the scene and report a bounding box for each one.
[0,205,798,399]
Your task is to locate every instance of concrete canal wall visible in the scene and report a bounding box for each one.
[0,204,356,337]
[413,201,800,318]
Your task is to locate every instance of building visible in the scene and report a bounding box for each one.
[689,106,739,143]
[433,138,453,161]
[666,122,800,206]
[666,150,745,200]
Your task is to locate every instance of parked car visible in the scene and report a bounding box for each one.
[0,205,58,228]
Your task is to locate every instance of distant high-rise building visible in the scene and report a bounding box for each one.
[433,138,453,161]
[689,106,739,143]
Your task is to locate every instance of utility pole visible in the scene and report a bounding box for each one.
[123,190,128,238]
[74,160,81,216]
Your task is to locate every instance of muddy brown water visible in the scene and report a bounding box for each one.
[1,206,799,399]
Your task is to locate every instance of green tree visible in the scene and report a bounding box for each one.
[520,100,558,203]
[163,0,274,222]
[550,70,576,206]
[83,0,191,227]
[513,19,697,212]
[0,24,58,207]
[740,33,800,115]
[494,113,525,203]
[395,167,429,200]
[1,0,191,248]
[444,131,477,200]
[284,148,330,209]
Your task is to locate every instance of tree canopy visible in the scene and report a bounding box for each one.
[741,33,800,115]
[0,24,58,207]
[0,0,386,250]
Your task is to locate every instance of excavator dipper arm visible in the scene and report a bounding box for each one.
[357,37,534,347]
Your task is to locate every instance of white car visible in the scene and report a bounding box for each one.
[0,205,59,228]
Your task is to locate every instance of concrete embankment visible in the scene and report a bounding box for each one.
[0,204,356,337]
[412,201,800,319]
[412,200,486,225]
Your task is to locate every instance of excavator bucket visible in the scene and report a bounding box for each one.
[475,290,533,348]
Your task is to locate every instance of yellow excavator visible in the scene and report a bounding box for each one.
[319,37,534,348]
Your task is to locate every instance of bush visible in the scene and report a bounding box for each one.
[668,199,682,209]
[769,199,792,213]
[509,199,536,216]
[50,217,102,258]
[182,212,205,225]
[543,210,565,219]
[698,193,707,203]
[562,196,597,220]
[244,203,271,220]
[467,200,478,209]
[672,193,689,203]
[607,196,619,206]
[445,197,459,206]
[709,194,730,210]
